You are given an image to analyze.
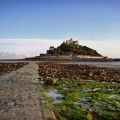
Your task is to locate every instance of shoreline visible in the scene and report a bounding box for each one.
[0,60,120,69]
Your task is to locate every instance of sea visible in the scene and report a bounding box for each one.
[63,61,120,69]
[0,61,120,69]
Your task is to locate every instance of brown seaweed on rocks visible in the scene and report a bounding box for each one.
[38,62,120,82]
[0,62,28,75]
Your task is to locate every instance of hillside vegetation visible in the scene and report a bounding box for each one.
[47,39,102,56]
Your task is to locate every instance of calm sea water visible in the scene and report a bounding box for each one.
[63,62,120,69]
[0,61,27,63]
[0,61,120,69]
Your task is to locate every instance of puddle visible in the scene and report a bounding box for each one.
[77,97,92,103]
[76,102,93,110]
[108,95,120,99]
[76,98,105,111]
[103,88,114,91]
[84,88,92,92]
[46,89,64,104]
[82,104,93,109]
[84,88,101,92]
[108,88,114,91]
[95,101,107,105]
[47,90,63,99]
[52,99,64,104]
[76,97,93,109]
[118,104,120,108]
[63,87,68,90]
[86,80,96,82]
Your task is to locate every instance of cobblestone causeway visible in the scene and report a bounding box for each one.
[0,62,48,120]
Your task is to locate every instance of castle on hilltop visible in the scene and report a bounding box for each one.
[65,38,79,45]
[25,38,111,61]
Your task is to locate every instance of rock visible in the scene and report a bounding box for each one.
[38,62,120,82]
[92,88,100,92]
[7,101,15,107]
[46,78,57,86]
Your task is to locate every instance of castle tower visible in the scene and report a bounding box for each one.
[66,38,79,45]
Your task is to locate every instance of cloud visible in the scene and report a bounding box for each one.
[0,52,26,59]
[0,38,64,57]
[0,38,120,58]
[80,39,120,58]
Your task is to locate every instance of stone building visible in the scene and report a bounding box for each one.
[66,38,79,45]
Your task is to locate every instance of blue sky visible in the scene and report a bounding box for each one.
[0,0,120,58]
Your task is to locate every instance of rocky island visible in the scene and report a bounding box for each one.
[26,38,111,61]
[47,38,101,57]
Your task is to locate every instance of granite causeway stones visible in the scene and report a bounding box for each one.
[0,62,56,120]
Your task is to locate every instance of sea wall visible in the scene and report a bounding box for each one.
[26,55,112,62]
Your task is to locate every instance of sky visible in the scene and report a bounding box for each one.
[0,0,120,58]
